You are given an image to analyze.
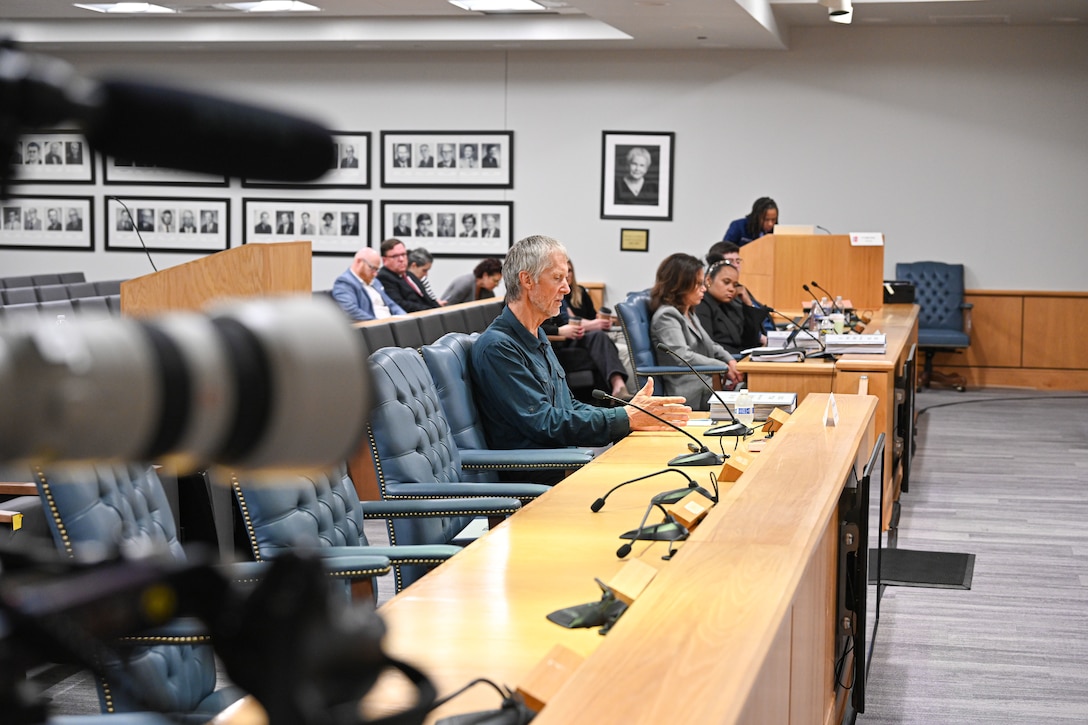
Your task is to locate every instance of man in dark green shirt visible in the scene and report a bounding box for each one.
[471,234,690,451]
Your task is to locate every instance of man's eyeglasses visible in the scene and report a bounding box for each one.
[364,262,381,272]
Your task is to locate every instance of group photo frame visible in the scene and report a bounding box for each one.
[600,131,675,221]
[9,131,95,184]
[105,196,229,254]
[103,157,229,187]
[1,195,94,251]
[243,131,371,189]
[380,200,512,257]
[380,131,513,189]
[242,198,370,256]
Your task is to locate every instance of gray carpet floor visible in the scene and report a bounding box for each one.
[858,388,1088,724]
[28,387,1088,721]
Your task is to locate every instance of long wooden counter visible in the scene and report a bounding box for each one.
[360,393,876,724]
[737,305,917,529]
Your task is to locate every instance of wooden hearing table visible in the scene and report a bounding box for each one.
[738,304,918,530]
[213,393,876,725]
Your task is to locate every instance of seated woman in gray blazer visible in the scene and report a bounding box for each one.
[649,252,740,410]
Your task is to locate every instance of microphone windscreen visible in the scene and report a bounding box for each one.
[590,498,605,513]
[591,389,608,400]
[84,79,335,182]
[616,543,632,559]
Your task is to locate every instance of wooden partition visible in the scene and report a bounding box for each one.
[743,234,884,312]
[120,242,312,317]
[932,290,1088,390]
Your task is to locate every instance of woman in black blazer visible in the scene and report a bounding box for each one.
[694,258,767,356]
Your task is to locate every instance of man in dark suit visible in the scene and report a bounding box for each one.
[393,144,412,168]
[437,144,456,168]
[393,213,412,236]
[481,213,501,238]
[376,238,439,312]
[276,211,294,234]
[340,145,359,168]
[483,144,501,168]
[200,210,219,234]
[417,143,435,167]
[332,247,406,322]
[341,212,359,236]
[46,208,63,231]
[254,212,272,234]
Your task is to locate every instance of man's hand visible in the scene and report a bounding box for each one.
[624,377,691,431]
[558,322,585,340]
[726,359,741,383]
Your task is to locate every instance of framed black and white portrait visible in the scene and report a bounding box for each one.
[380,200,512,257]
[380,131,513,189]
[105,196,229,253]
[243,131,371,189]
[242,198,370,256]
[0,195,94,251]
[600,131,674,221]
[9,131,95,184]
[103,157,229,187]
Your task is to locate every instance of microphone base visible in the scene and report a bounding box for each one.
[704,423,752,437]
[668,450,724,467]
[619,521,689,542]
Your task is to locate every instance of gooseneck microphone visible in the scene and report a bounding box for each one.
[591,389,723,466]
[653,343,750,437]
[590,468,695,512]
[810,281,839,312]
[616,502,688,559]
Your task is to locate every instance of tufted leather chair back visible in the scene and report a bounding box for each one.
[35,464,240,718]
[366,346,477,547]
[420,332,486,452]
[616,295,655,372]
[895,261,970,347]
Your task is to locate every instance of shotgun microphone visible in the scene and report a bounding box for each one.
[591,389,722,466]
[653,343,750,437]
[590,468,695,512]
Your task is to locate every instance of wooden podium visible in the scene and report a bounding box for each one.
[741,234,884,312]
[120,242,312,317]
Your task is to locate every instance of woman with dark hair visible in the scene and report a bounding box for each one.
[695,258,768,356]
[649,253,740,409]
[722,196,778,246]
[543,259,631,401]
[442,257,503,304]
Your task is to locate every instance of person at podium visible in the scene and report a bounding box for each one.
[649,253,740,410]
[722,196,778,247]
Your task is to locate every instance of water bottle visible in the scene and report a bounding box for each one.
[735,389,755,428]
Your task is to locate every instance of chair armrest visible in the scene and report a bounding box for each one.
[362,494,525,515]
[0,482,37,496]
[0,510,22,530]
[322,544,461,568]
[962,302,974,339]
[119,616,212,645]
[459,448,593,472]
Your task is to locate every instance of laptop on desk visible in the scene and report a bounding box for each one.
[772,224,816,235]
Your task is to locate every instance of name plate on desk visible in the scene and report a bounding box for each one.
[849,232,884,246]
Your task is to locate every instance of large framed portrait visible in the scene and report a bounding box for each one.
[242,198,369,256]
[600,131,675,221]
[242,131,371,189]
[380,131,513,189]
[380,200,512,257]
[0,195,94,251]
[8,131,95,184]
[103,157,229,187]
[105,196,230,253]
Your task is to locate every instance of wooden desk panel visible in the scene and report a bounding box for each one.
[362,395,875,724]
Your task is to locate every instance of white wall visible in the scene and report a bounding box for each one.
[4,25,1086,300]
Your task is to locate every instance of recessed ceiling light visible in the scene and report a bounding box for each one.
[73,3,176,13]
[449,0,547,13]
[219,1,321,11]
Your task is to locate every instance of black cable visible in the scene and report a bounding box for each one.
[108,196,158,272]
[430,677,512,710]
[917,393,1088,417]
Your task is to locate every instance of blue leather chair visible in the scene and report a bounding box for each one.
[229,463,520,593]
[33,463,388,720]
[895,262,973,391]
[366,346,551,509]
[616,294,732,391]
[421,332,595,482]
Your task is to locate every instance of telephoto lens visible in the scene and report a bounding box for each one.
[0,296,370,471]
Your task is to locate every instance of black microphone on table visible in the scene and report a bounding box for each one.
[590,468,695,512]
[652,343,750,438]
[591,389,723,466]
[616,501,688,559]
[810,281,840,313]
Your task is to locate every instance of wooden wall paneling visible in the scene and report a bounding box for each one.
[1023,296,1088,369]
[933,293,1023,369]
